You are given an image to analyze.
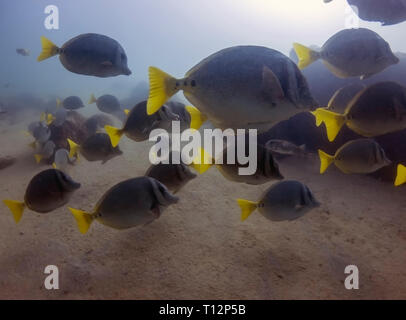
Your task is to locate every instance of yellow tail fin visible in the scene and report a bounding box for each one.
[185,105,207,130]
[237,199,258,221]
[318,150,335,174]
[67,138,80,158]
[3,200,26,223]
[395,164,406,186]
[40,112,46,122]
[124,109,130,115]
[52,162,57,169]
[88,94,97,104]
[191,148,214,174]
[311,108,328,127]
[312,108,346,142]
[147,66,179,115]
[37,36,59,62]
[293,43,320,69]
[34,154,43,164]
[47,114,55,125]
[68,207,94,234]
[105,125,124,147]
[56,98,62,107]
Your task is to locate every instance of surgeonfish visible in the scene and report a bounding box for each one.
[147,46,317,132]
[294,28,399,79]
[37,34,132,77]
[318,139,391,174]
[68,177,179,234]
[312,82,406,142]
[3,169,81,223]
[237,180,320,222]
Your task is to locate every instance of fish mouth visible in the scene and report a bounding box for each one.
[123,68,132,76]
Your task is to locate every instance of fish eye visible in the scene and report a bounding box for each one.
[191,80,196,87]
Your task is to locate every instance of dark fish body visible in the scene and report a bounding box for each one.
[165,101,193,132]
[80,133,122,163]
[183,46,316,131]
[265,139,307,157]
[145,162,197,193]
[321,28,399,78]
[327,83,366,113]
[94,177,178,229]
[84,114,114,135]
[62,96,84,110]
[38,34,131,77]
[348,0,406,26]
[215,141,283,185]
[33,123,50,143]
[346,82,406,137]
[95,94,121,113]
[123,101,179,142]
[258,180,319,221]
[24,169,80,213]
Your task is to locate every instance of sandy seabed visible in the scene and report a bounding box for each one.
[0,116,405,300]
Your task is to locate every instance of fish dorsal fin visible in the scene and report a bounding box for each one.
[262,66,284,103]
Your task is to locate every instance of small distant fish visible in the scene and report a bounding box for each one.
[325,0,406,26]
[147,46,317,132]
[318,139,391,174]
[68,133,123,163]
[312,82,406,141]
[105,100,187,146]
[68,177,179,234]
[326,83,366,114]
[88,93,126,122]
[57,96,84,110]
[34,140,55,164]
[192,141,283,185]
[3,169,81,223]
[237,180,320,222]
[265,139,307,157]
[294,28,399,79]
[33,122,51,144]
[53,148,76,171]
[16,48,30,56]
[37,34,132,77]
[145,152,197,193]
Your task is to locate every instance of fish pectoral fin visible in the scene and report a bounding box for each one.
[360,73,374,80]
[3,200,26,223]
[237,199,258,221]
[261,66,285,104]
[68,207,94,234]
[150,205,161,220]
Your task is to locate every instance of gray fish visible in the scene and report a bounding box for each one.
[294,28,399,79]
[265,139,307,157]
[16,48,29,56]
[37,34,132,77]
[3,169,81,223]
[33,122,51,144]
[69,177,179,234]
[84,114,114,135]
[313,82,406,141]
[326,83,366,114]
[147,46,317,132]
[165,101,208,133]
[237,180,320,222]
[88,93,127,122]
[318,138,391,174]
[194,140,284,185]
[57,96,84,110]
[53,149,76,171]
[325,0,406,26]
[28,121,42,135]
[105,100,180,145]
[34,140,55,164]
[68,133,122,163]
[145,152,197,193]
